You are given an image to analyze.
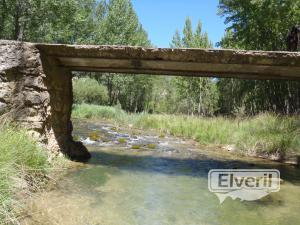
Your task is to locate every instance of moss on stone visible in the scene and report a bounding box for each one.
[131,144,141,149]
[118,138,127,144]
[88,131,100,141]
[146,143,156,149]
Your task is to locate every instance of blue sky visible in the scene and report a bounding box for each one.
[131,0,228,48]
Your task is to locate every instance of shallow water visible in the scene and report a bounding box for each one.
[25,120,300,225]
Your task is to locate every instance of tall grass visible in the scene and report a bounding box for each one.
[72,104,300,156]
[0,125,50,224]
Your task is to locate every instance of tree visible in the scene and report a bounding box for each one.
[96,0,150,46]
[0,0,154,112]
[218,0,300,51]
[73,77,108,105]
[217,0,300,115]
[0,0,98,44]
[92,0,153,112]
[171,18,219,116]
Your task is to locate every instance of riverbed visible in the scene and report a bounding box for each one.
[23,120,300,225]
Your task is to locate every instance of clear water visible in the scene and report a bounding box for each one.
[25,120,300,225]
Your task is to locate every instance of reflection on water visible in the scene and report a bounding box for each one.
[24,120,300,225]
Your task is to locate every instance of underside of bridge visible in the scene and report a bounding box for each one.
[1,40,300,160]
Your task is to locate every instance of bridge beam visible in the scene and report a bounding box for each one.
[37,44,300,80]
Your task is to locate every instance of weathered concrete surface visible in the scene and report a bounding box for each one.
[0,40,90,161]
[1,40,300,161]
[37,43,300,80]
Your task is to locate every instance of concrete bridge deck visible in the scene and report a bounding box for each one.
[37,43,300,80]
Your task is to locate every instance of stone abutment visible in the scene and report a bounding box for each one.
[0,41,90,161]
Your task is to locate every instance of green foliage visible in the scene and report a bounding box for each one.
[218,0,300,51]
[97,0,152,112]
[217,78,242,115]
[217,0,300,115]
[233,114,300,154]
[216,30,241,49]
[73,77,108,105]
[174,76,219,116]
[218,78,300,115]
[147,76,178,114]
[174,18,213,48]
[72,103,126,120]
[95,73,154,112]
[0,126,48,172]
[0,125,49,223]
[0,0,98,43]
[87,0,153,113]
[171,18,219,116]
[73,105,300,155]
[97,0,150,46]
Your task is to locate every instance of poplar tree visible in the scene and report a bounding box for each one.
[171,17,219,116]
[217,0,300,115]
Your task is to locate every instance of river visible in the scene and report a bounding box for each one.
[23,120,300,225]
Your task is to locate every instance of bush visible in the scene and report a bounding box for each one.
[73,77,108,105]
[72,104,126,120]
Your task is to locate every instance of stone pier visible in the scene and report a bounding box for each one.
[0,41,90,161]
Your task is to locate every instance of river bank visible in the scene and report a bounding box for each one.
[72,104,300,165]
[0,125,72,225]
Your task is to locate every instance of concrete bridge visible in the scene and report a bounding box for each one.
[1,40,300,160]
[39,43,300,80]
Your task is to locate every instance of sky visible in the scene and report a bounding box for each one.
[131,0,228,48]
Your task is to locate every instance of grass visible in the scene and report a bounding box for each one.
[72,104,300,157]
[0,125,67,224]
[72,104,126,121]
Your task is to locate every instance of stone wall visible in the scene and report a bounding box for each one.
[0,41,90,161]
